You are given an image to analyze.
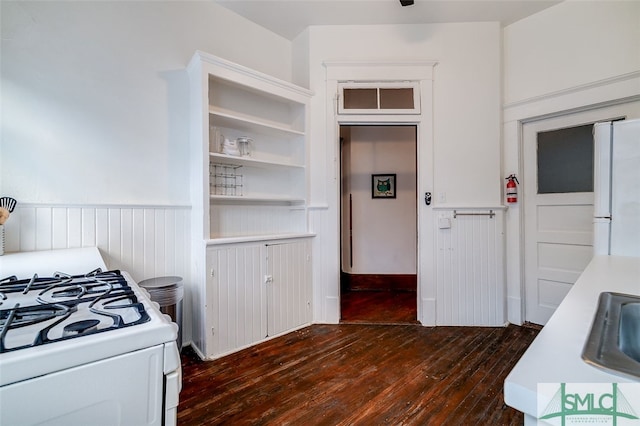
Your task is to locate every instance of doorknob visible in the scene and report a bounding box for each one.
[424,192,432,206]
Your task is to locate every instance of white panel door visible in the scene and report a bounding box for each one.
[207,244,266,357]
[523,102,640,325]
[266,240,312,336]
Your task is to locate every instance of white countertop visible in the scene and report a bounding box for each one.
[504,255,640,419]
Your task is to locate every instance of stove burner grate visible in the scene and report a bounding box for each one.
[0,269,150,353]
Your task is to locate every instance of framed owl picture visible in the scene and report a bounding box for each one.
[371,174,396,198]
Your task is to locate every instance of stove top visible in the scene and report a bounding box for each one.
[0,269,150,353]
[0,249,178,388]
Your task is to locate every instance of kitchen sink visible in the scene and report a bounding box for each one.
[582,292,640,379]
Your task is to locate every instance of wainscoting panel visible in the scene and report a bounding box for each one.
[211,205,307,238]
[4,205,191,284]
[435,208,506,326]
[4,204,192,345]
[309,207,340,324]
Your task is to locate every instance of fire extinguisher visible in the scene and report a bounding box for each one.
[505,174,519,203]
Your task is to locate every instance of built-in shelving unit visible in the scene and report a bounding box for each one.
[191,55,311,239]
[187,51,314,360]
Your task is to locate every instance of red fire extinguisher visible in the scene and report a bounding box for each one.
[505,174,519,203]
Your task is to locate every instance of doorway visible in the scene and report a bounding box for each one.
[339,125,418,323]
[522,101,640,325]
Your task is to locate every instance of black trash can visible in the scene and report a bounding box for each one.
[139,276,184,352]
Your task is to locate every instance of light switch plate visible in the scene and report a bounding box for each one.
[438,218,451,229]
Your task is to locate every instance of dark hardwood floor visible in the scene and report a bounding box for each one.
[178,322,539,425]
[340,290,418,324]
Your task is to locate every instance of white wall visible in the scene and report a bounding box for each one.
[9,0,632,334]
[1,1,293,347]
[504,1,640,105]
[1,1,292,205]
[502,0,640,324]
[302,23,502,208]
[342,125,417,275]
[296,22,502,324]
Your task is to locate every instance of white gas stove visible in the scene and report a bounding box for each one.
[0,248,181,426]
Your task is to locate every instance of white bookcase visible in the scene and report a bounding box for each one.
[187,51,314,359]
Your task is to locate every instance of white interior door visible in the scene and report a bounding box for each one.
[523,102,640,325]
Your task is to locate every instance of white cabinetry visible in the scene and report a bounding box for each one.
[204,239,312,359]
[187,52,314,359]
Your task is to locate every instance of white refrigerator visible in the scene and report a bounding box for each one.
[593,118,640,256]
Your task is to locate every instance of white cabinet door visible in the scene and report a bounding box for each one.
[266,240,313,336]
[207,245,266,358]
[205,238,312,359]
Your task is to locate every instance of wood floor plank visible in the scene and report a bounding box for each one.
[178,324,539,425]
[454,327,536,424]
[340,290,418,324]
[345,329,499,424]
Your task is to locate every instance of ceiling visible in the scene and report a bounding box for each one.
[215,0,562,40]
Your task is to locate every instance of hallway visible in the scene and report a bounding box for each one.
[340,290,418,324]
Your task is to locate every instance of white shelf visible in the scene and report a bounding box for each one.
[209,194,305,204]
[209,107,304,138]
[209,153,304,170]
[206,233,316,246]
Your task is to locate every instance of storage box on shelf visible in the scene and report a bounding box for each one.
[188,51,314,360]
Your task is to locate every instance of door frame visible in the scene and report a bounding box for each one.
[338,124,419,299]
[503,88,640,325]
[324,59,437,325]
[521,114,603,325]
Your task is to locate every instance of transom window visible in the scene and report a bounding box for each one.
[338,82,420,115]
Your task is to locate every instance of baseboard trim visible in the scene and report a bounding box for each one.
[341,272,417,292]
